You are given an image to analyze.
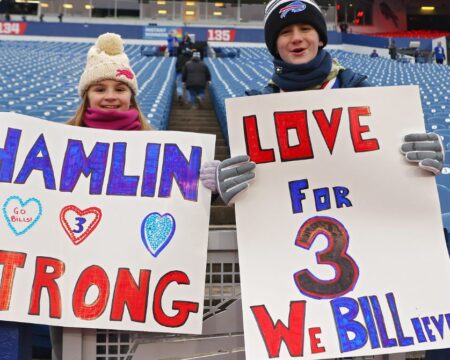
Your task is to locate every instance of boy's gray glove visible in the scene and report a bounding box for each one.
[217,155,256,204]
[401,133,444,175]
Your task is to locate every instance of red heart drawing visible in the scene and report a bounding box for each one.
[60,205,102,245]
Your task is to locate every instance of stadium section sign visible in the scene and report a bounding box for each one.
[143,26,182,40]
[225,86,450,359]
[0,22,27,35]
[0,113,215,334]
[207,29,237,42]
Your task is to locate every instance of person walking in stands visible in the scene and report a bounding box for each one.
[388,39,397,60]
[179,33,193,54]
[200,0,443,203]
[433,41,446,65]
[175,48,192,104]
[182,51,211,109]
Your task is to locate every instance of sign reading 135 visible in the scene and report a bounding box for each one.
[207,29,236,42]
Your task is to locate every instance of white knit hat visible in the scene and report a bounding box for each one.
[78,33,138,96]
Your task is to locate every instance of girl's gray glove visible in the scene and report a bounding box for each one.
[199,160,221,192]
[401,133,444,175]
[200,155,256,205]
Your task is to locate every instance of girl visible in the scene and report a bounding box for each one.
[200,0,443,204]
[52,31,153,360]
[67,32,152,131]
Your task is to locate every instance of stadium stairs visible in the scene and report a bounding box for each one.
[167,88,236,228]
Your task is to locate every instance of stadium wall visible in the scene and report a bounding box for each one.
[0,21,434,52]
[343,33,433,51]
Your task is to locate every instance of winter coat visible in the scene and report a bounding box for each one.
[182,59,211,89]
[176,52,192,73]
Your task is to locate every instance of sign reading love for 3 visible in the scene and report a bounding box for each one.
[0,112,215,334]
[226,86,450,359]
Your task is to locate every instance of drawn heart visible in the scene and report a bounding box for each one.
[140,212,176,257]
[2,196,43,236]
[60,205,102,245]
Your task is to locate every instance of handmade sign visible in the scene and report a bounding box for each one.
[226,86,450,359]
[0,112,215,334]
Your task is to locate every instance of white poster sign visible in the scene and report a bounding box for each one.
[0,112,215,334]
[226,86,450,359]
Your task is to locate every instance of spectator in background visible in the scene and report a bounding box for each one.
[388,39,397,60]
[175,48,192,104]
[339,22,348,33]
[39,13,44,22]
[167,30,179,57]
[370,49,379,58]
[433,41,446,64]
[58,12,64,22]
[414,48,420,63]
[21,14,26,22]
[4,13,11,21]
[182,51,211,109]
[179,33,193,54]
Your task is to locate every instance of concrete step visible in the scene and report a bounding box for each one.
[172,128,223,135]
[209,205,236,226]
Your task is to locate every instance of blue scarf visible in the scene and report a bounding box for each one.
[272,50,333,92]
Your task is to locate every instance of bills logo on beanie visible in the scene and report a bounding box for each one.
[279,1,306,18]
[78,33,138,96]
[264,0,327,58]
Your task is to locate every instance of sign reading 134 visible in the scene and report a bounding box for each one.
[0,22,27,35]
[207,29,236,42]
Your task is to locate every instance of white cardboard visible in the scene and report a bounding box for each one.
[226,86,450,359]
[0,112,215,334]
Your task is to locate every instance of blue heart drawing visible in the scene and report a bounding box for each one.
[2,196,43,236]
[140,212,176,257]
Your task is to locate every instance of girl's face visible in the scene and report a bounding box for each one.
[276,23,323,65]
[87,79,132,112]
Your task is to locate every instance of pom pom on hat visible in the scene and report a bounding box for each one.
[78,32,138,96]
[96,33,124,55]
[264,0,328,58]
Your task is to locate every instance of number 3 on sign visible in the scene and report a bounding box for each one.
[73,217,87,234]
[294,216,359,299]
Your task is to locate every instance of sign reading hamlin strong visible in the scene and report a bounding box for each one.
[0,113,215,334]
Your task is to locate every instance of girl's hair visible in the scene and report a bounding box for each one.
[67,92,152,130]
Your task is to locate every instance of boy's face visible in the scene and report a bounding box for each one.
[276,23,323,65]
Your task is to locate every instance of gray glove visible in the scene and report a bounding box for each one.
[200,160,221,192]
[217,155,256,205]
[401,133,444,175]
